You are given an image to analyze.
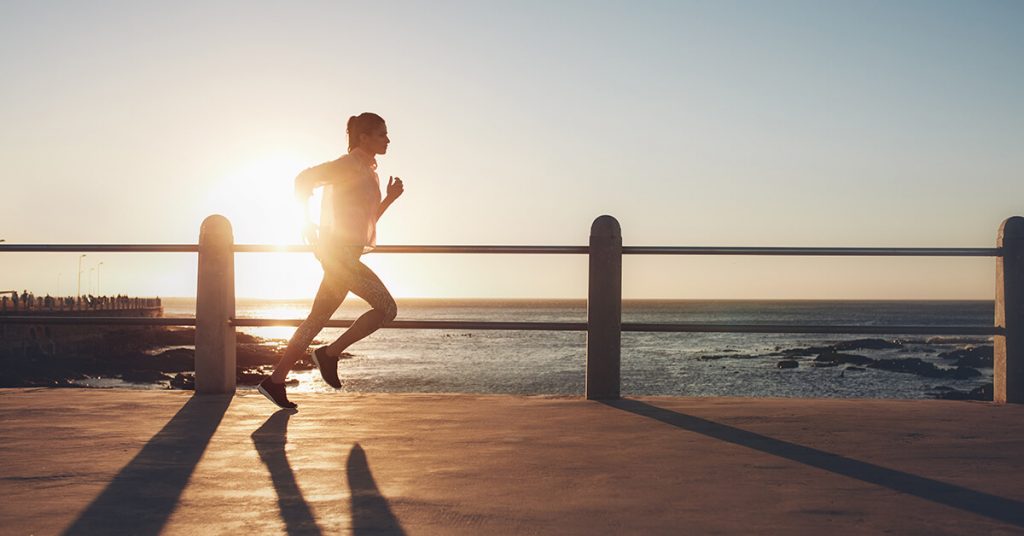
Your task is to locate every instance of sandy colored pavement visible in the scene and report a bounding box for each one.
[2,389,1024,535]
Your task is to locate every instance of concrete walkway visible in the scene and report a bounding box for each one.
[2,388,1024,535]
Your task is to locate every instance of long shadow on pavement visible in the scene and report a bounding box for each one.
[348,443,407,535]
[62,394,231,536]
[252,409,322,535]
[603,399,1024,528]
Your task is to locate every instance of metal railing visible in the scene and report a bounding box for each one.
[2,214,1021,402]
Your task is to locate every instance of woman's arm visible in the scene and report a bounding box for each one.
[295,166,326,245]
[377,176,404,220]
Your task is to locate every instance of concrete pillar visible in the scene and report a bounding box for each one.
[587,215,622,400]
[195,215,236,394]
[995,216,1024,403]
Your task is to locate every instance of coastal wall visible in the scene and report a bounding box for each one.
[0,298,164,358]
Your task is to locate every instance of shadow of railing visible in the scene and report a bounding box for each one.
[602,399,1024,528]
[252,409,321,535]
[348,443,406,536]
[61,394,231,536]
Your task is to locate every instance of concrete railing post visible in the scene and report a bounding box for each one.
[195,215,236,394]
[587,215,622,400]
[995,216,1024,404]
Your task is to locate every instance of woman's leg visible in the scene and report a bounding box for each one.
[324,260,397,357]
[269,276,347,383]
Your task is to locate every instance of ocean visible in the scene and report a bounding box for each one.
[158,298,994,399]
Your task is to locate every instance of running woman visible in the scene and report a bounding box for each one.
[259,113,403,409]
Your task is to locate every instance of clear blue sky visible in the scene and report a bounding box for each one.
[1,1,1021,299]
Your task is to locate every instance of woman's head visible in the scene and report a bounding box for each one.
[347,113,388,155]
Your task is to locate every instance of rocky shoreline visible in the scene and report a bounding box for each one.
[698,338,994,401]
[0,327,303,390]
[0,331,995,400]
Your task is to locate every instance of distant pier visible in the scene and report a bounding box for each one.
[0,292,162,316]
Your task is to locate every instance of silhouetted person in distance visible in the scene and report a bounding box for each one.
[259,113,404,410]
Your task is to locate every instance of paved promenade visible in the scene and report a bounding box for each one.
[2,389,1024,535]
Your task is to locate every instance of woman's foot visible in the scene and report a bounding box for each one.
[311,346,342,389]
[258,377,297,409]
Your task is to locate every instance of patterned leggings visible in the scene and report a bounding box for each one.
[286,247,397,354]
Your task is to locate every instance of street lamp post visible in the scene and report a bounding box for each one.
[96,262,104,295]
[77,254,86,297]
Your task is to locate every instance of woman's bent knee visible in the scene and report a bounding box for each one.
[380,300,398,323]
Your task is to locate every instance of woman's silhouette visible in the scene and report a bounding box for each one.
[259,113,403,409]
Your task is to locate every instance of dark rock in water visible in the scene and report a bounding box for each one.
[237,343,284,367]
[814,351,874,366]
[811,361,838,368]
[146,348,195,372]
[170,372,195,390]
[777,360,799,369]
[779,347,831,357]
[952,366,982,379]
[869,358,944,377]
[833,338,902,351]
[844,366,866,372]
[699,353,758,361]
[938,346,993,368]
[120,370,171,384]
[935,383,993,401]
[972,383,994,399]
[868,358,980,379]
[927,336,989,345]
[236,368,264,385]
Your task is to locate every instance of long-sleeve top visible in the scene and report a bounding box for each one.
[295,153,381,254]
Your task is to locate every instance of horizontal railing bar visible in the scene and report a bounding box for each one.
[0,244,588,254]
[621,323,1000,335]
[622,247,1002,257]
[0,316,999,336]
[235,245,591,254]
[232,318,588,330]
[0,244,200,253]
[0,316,196,326]
[1,244,1002,257]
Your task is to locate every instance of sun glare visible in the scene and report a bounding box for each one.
[209,153,309,246]
[205,153,328,299]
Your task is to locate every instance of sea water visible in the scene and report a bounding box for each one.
[158,298,994,399]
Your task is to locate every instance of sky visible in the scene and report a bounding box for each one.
[1,1,1022,300]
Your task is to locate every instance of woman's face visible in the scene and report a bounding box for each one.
[360,123,390,155]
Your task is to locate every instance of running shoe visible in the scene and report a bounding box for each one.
[312,346,342,389]
[258,377,297,410]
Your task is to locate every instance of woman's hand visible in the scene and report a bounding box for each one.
[378,176,404,220]
[386,176,404,200]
